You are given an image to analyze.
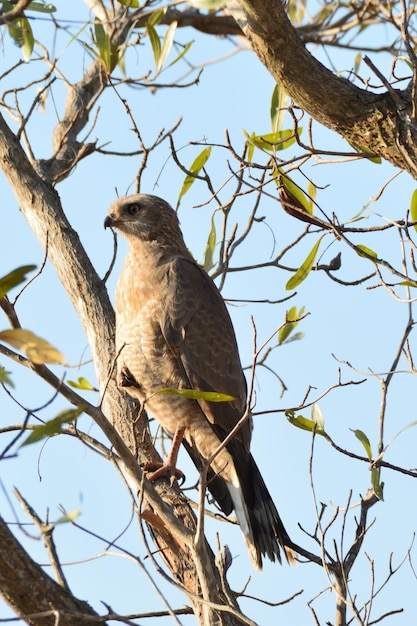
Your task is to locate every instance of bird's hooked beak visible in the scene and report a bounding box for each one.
[104,215,115,229]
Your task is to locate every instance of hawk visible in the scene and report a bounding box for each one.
[104,194,292,570]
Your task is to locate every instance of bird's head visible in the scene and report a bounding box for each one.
[104,194,185,248]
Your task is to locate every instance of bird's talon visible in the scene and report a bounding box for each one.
[119,366,141,389]
[141,461,185,485]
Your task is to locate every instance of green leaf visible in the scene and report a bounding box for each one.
[282,331,305,344]
[67,377,97,391]
[157,21,177,74]
[154,388,236,402]
[371,468,384,500]
[346,140,381,164]
[286,236,324,290]
[8,16,34,61]
[22,408,83,446]
[145,7,166,72]
[201,213,217,272]
[0,264,36,299]
[176,146,212,208]
[278,305,305,345]
[278,169,312,214]
[355,244,378,259]
[147,7,165,26]
[94,22,118,73]
[44,508,81,532]
[244,129,301,161]
[410,189,417,232]
[167,40,194,68]
[27,2,56,12]
[352,429,372,460]
[0,365,14,388]
[343,206,369,225]
[307,180,317,206]
[117,0,139,7]
[147,22,161,72]
[0,329,65,364]
[270,83,288,133]
[286,410,328,438]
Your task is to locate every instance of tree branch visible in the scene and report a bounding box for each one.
[229,0,417,177]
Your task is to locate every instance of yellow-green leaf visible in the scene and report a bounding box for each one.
[355,244,378,259]
[27,2,57,12]
[147,22,161,70]
[283,331,304,344]
[8,16,34,61]
[146,7,165,27]
[371,468,383,500]
[252,130,299,152]
[176,146,212,208]
[243,129,255,163]
[0,329,65,364]
[0,366,14,388]
[44,508,81,532]
[117,0,139,7]
[67,377,97,391]
[346,140,381,164]
[278,169,312,214]
[278,305,305,345]
[94,22,118,73]
[0,264,36,299]
[270,83,288,133]
[154,387,235,402]
[307,180,317,206]
[286,410,328,438]
[167,40,194,68]
[410,189,417,232]
[244,129,301,161]
[22,408,83,446]
[157,21,177,74]
[352,428,372,460]
[202,213,217,272]
[286,236,324,290]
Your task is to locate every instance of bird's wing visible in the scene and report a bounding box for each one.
[160,256,251,449]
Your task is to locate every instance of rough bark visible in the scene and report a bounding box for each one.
[229,0,417,178]
[0,516,102,626]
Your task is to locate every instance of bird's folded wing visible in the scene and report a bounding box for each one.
[160,256,251,449]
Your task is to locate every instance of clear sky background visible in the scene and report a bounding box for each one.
[1,2,417,624]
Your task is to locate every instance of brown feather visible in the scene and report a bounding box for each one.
[105,193,292,569]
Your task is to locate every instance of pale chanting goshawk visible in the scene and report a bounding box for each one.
[104,194,292,570]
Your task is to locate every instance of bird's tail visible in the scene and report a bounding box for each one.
[226,444,293,571]
[183,435,293,570]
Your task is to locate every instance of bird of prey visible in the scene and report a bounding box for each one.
[104,194,292,570]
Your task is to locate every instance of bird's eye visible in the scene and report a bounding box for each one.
[127,203,140,216]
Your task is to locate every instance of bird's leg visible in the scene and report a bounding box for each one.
[142,425,186,486]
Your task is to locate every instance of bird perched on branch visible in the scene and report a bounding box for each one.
[104,194,292,570]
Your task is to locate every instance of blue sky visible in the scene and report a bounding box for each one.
[1,2,417,624]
